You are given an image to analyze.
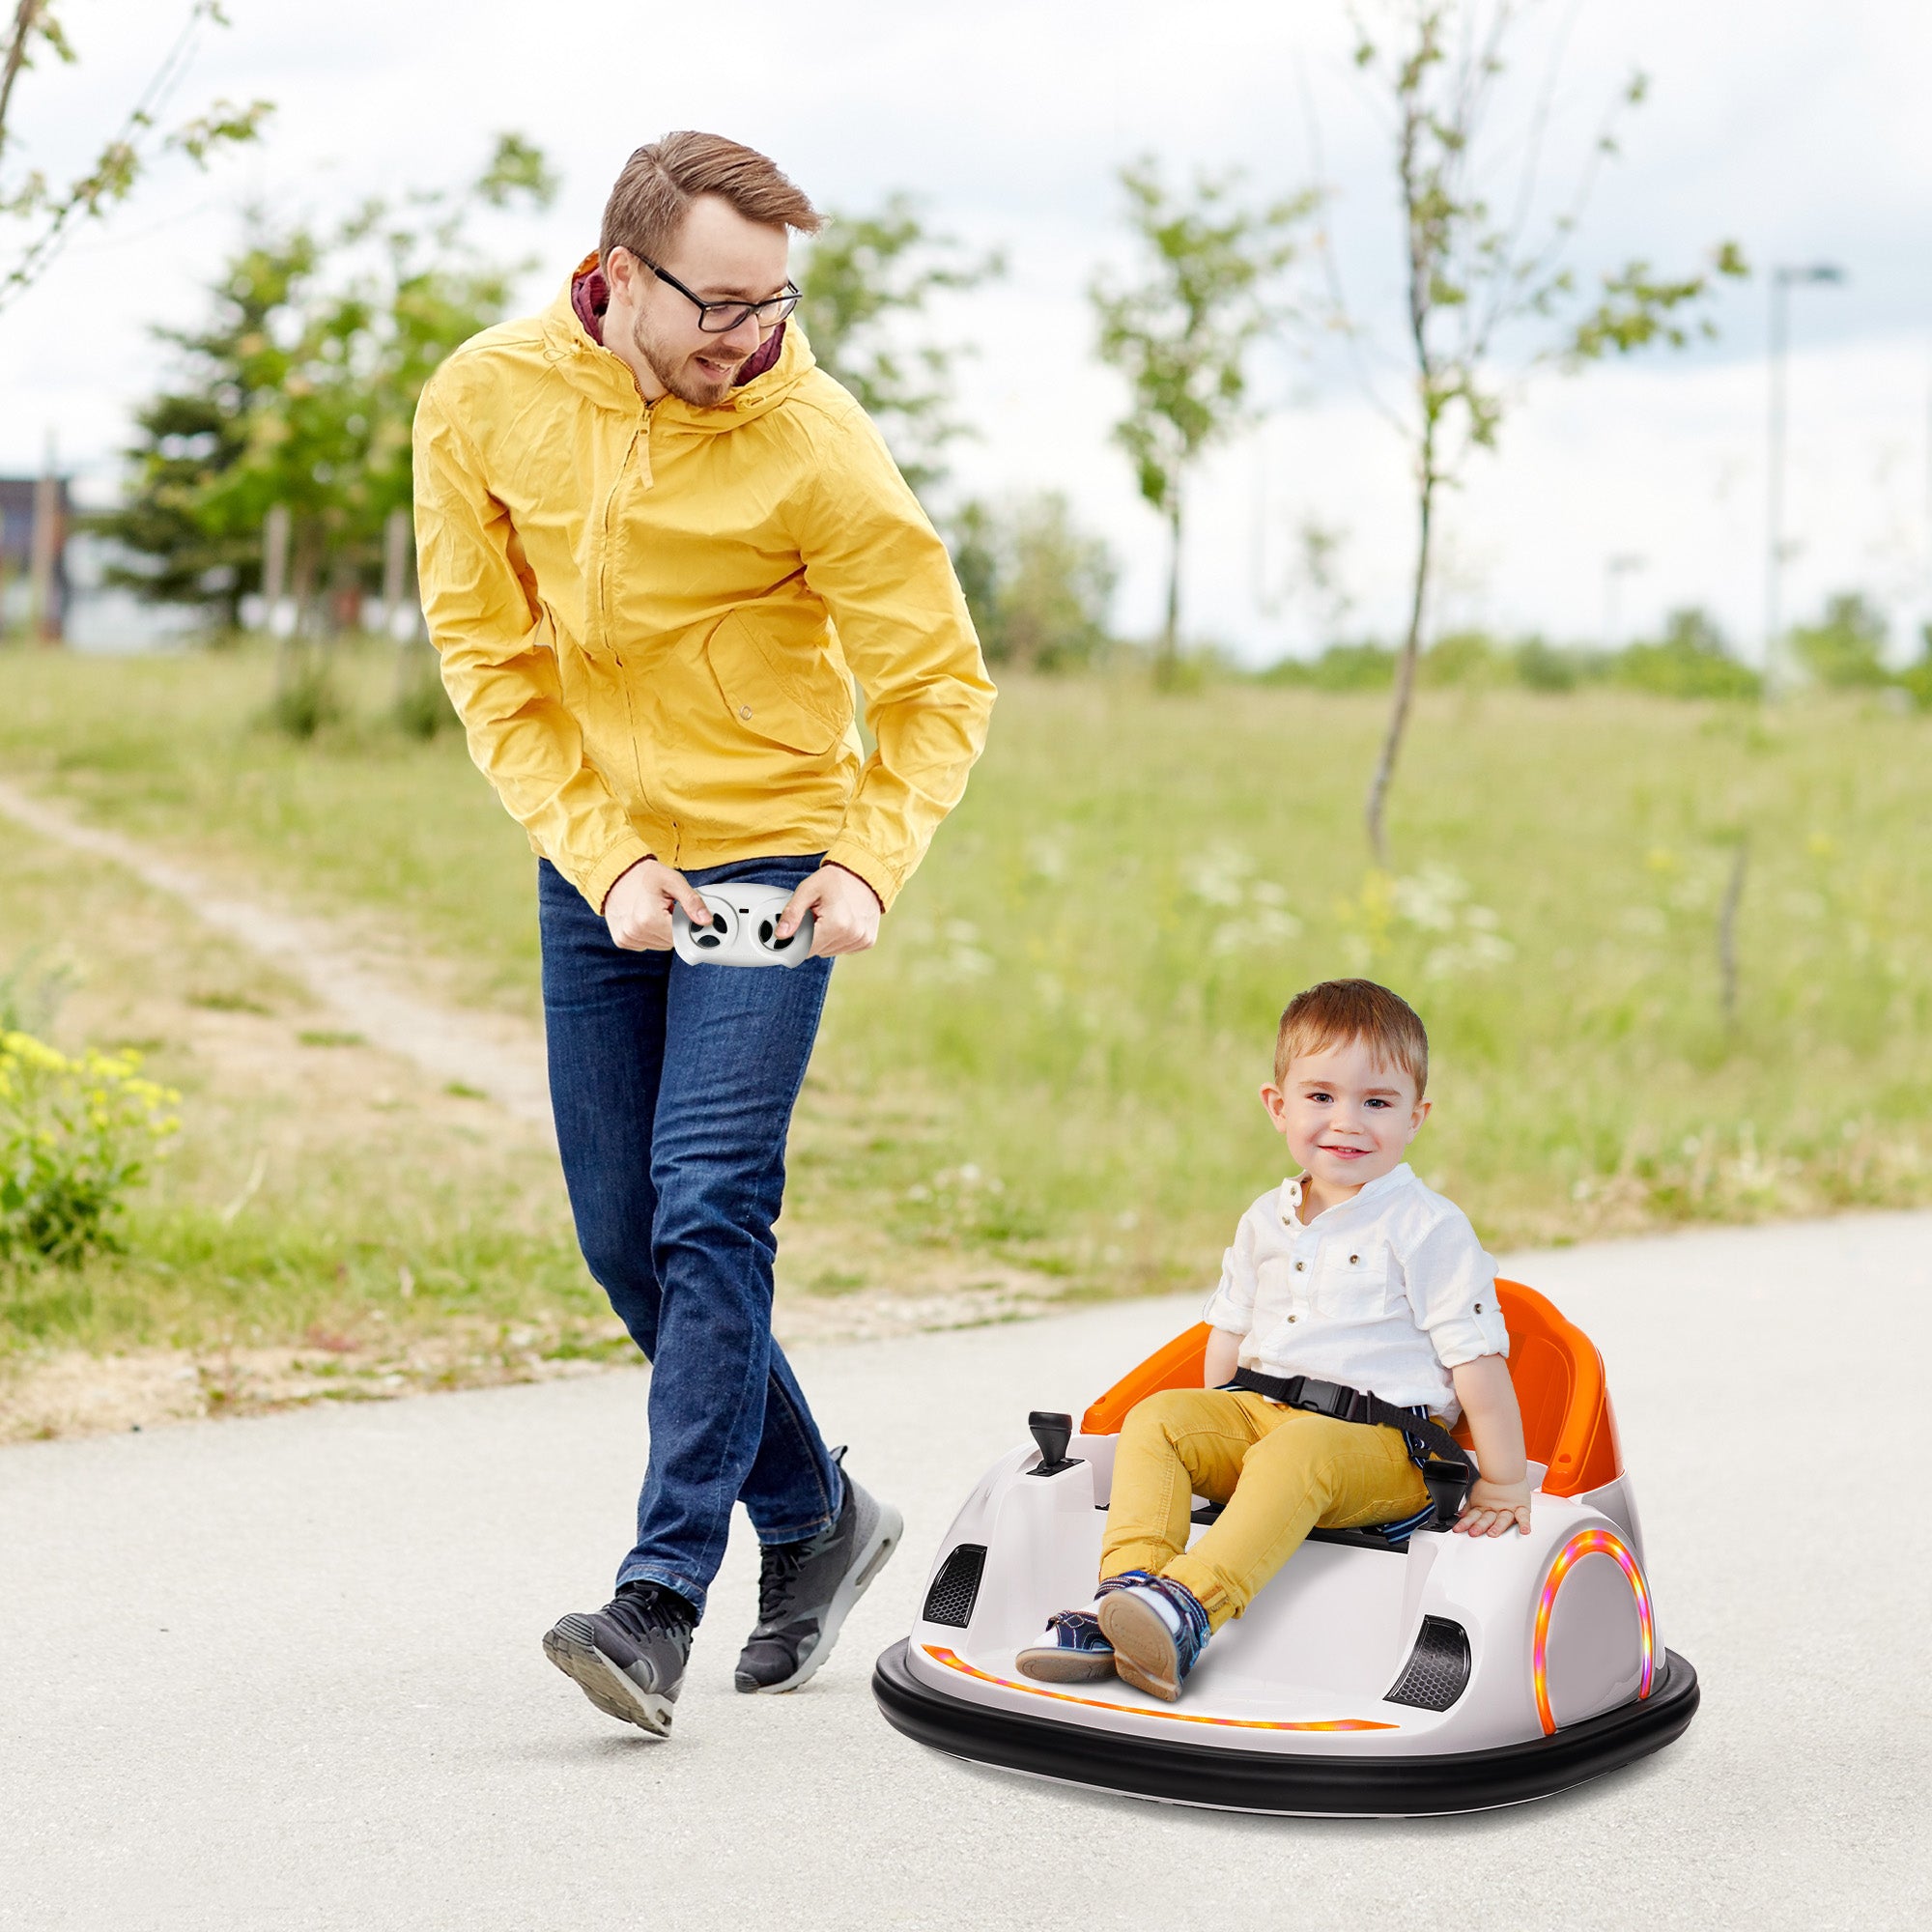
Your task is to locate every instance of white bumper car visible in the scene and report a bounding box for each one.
[873,1279,1697,1815]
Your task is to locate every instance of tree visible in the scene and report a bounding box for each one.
[1345,0,1748,860]
[1091,157,1314,687]
[96,134,556,631]
[1,1,269,311]
[950,493,1118,672]
[797,192,1002,494]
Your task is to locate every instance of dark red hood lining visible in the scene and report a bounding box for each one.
[570,260,787,387]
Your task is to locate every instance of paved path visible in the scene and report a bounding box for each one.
[0,778,554,1135]
[4,1213,1927,1930]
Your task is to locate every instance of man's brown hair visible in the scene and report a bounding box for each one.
[599,132,822,266]
[1273,979,1429,1097]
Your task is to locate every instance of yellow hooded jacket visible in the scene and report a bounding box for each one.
[412,262,995,913]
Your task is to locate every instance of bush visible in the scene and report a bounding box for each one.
[1420,629,1507,688]
[1515,637,1591,693]
[950,494,1117,672]
[1,1033,180,1267]
[1614,608,1761,701]
[264,644,343,740]
[1261,620,1773,702]
[1309,640,1396,690]
[1257,640,1394,689]
[1790,591,1890,689]
[393,646,458,739]
[1899,627,1932,712]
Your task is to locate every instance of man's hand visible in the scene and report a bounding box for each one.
[604,857,713,952]
[778,864,882,957]
[1453,1476,1532,1538]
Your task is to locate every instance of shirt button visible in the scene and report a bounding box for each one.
[1287,1314,1297,1322]
[1293,1261,1306,1272]
[1475,1301,1485,1313]
[739,705,753,720]
[1349,1254,1360,1264]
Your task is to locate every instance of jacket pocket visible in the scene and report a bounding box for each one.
[703,608,852,755]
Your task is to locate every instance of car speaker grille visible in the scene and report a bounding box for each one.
[1384,1615,1472,1710]
[921,1544,987,1628]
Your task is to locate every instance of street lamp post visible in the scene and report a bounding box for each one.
[1765,263,1846,695]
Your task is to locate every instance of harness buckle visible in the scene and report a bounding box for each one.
[1303,1378,1361,1423]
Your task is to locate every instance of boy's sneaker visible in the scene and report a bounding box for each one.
[1015,1609,1116,1683]
[1095,1571,1211,1703]
[735,1456,902,1693]
[542,1580,696,1738]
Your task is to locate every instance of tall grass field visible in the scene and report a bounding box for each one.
[3,642,1928,1360]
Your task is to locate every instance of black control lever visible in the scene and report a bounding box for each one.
[1028,1410,1082,1477]
[1419,1456,1476,1529]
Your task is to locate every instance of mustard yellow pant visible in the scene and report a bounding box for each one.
[1099,1388,1431,1633]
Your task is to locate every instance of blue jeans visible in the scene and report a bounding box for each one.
[538,854,844,1618]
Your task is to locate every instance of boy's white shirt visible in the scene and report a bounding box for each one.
[1201,1162,1507,1421]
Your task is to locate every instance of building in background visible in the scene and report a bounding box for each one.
[0,471,200,652]
[0,473,71,642]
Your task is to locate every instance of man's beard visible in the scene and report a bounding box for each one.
[629,312,740,408]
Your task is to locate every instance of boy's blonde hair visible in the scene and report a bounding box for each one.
[1274,979,1429,1097]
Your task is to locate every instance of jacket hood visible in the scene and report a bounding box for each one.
[540,251,817,432]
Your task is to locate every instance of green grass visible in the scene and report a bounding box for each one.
[0,639,540,1013]
[3,640,1929,1328]
[0,808,602,1372]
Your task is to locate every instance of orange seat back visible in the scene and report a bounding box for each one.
[1077,1278,1622,1498]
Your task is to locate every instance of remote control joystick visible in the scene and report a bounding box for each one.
[672,882,814,969]
[1028,1410,1082,1477]
[690,902,735,952]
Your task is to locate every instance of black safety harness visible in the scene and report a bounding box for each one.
[1228,1366,1477,1530]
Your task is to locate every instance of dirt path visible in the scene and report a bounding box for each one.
[0,778,1064,1440]
[0,775,554,1136]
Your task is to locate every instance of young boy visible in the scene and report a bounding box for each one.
[1018,978,1531,1702]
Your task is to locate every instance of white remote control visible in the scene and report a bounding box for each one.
[671,880,815,968]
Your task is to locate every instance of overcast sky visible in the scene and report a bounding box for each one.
[3,0,1928,661]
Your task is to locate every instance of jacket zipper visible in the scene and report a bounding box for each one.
[611,403,671,851]
[597,402,651,659]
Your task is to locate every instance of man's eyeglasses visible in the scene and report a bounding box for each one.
[640,256,801,334]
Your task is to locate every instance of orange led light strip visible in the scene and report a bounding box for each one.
[1532,1527,1655,1737]
[922,1646,1398,1732]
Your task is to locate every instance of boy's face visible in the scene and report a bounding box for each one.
[1261,1035,1430,1201]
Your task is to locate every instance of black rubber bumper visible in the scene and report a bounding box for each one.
[871,1638,1699,1816]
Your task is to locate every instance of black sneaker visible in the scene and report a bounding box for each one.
[542,1580,696,1737]
[734,1455,902,1694]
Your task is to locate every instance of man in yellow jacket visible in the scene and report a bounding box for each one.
[413,131,993,1738]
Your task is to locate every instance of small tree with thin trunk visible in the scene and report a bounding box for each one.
[1,2,269,312]
[1091,157,1315,687]
[1346,0,1747,861]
